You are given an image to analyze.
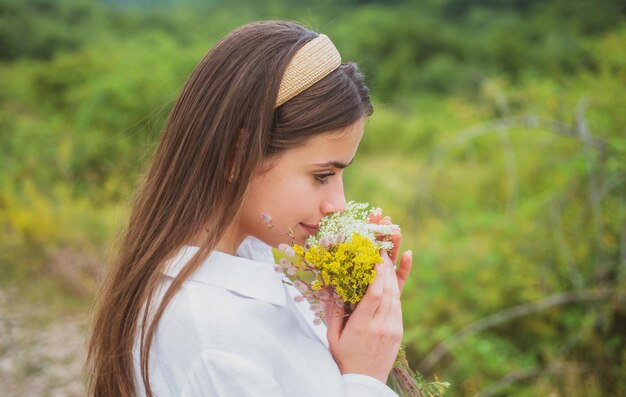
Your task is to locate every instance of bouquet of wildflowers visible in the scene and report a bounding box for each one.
[262,202,449,397]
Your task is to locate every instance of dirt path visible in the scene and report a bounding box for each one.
[0,287,87,396]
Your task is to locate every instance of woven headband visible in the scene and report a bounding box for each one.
[275,34,342,108]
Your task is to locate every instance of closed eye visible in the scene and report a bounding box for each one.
[314,172,335,185]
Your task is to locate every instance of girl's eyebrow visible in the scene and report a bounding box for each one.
[314,158,354,169]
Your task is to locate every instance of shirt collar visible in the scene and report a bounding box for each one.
[162,244,286,306]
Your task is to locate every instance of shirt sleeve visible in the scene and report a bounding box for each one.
[181,350,284,396]
[342,373,400,397]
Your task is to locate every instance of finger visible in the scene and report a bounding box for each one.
[325,297,346,345]
[389,230,402,264]
[381,216,392,225]
[385,254,404,328]
[352,261,386,320]
[396,250,413,293]
[388,251,401,296]
[374,251,393,318]
[388,258,403,324]
[368,208,383,224]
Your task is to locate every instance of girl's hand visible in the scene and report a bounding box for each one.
[325,249,410,383]
[323,209,414,382]
[368,210,413,294]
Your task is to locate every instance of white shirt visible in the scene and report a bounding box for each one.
[132,237,399,397]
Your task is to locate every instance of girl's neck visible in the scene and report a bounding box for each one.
[187,222,243,256]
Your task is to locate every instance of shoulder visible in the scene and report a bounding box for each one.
[152,244,288,359]
[179,275,284,328]
[135,277,289,395]
[154,276,286,355]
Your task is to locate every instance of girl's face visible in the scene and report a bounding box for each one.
[239,117,365,247]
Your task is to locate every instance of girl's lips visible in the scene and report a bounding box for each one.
[299,223,319,235]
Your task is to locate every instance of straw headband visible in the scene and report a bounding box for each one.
[275,34,342,108]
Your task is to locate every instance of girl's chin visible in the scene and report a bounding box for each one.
[291,235,307,246]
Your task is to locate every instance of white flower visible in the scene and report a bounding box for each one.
[306,201,400,251]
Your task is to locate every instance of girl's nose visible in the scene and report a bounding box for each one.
[320,181,347,215]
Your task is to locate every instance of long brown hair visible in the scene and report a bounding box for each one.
[86,20,373,396]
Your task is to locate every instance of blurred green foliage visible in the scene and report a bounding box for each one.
[1,0,624,395]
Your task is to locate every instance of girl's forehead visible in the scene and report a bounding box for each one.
[295,118,364,153]
[257,118,365,173]
[288,123,364,165]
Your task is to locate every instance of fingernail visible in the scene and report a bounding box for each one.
[406,250,413,256]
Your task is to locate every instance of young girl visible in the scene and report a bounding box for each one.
[87,20,413,397]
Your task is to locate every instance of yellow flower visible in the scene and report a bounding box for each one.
[293,233,383,304]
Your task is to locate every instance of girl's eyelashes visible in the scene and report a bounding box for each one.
[314,172,336,185]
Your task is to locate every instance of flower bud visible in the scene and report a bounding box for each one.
[261,213,273,226]
[293,280,308,293]
[278,243,295,257]
[320,236,332,248]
